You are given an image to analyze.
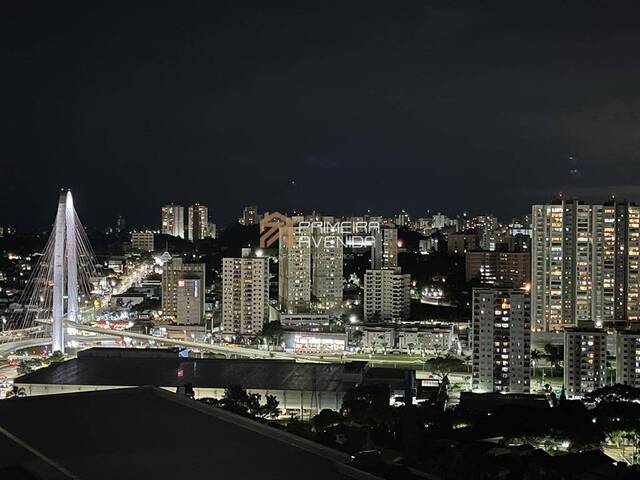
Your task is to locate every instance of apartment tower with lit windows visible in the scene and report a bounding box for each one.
[472,288,531,393]
[532,199,640,331]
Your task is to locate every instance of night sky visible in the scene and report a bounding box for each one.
[2,1,640,230]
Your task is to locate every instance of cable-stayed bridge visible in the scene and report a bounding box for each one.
[2,190,101,354]
[0,191,323,362]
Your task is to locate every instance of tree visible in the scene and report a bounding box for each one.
[260,321,284,348]
[424,355,465,378]
[49,351,65,363]
[312,409,344,432]
[220,385,279,419]
[258,394,280,419]
[17,359,39,376]
[585,384,640,404]
[531,349,542,378]
[351,330,364,347]
[544,343,563,376]
[221,385,253,415]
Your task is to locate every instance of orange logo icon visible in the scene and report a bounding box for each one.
[259,212,294,248]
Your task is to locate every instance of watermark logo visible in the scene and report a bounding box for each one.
[260,212,294,248]
[260,212,380,249]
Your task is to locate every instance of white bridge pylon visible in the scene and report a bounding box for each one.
[52,190,78,353]
[4,190,98,351]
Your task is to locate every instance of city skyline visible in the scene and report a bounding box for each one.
[4,2,640,229]
[6,3,640,477]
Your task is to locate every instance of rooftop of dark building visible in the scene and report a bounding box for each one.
[0,386,378,480]
[15,348,377,392]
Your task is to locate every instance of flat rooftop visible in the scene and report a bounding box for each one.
[16,349,364,392]
[0,387,375,479]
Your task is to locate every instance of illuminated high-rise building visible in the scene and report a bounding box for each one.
[176,276,203,325]
[161,257,205,323]
[564,321,607,397]
[472,288,530,393]
[465,250,530,288]
[532,199,640,331]
[474,214,499,250]
[311,226,343,310]
[241,206,259,226]
[364,267,410,322]
[188,202,209,241]
[600,200,640,324]
[279,225,311,313]
[371,228,398,269]
[161,204,185,238]
[616,326,640,387]
[222,249,269,335]
[532,200,598,331]
[395,210,410,227]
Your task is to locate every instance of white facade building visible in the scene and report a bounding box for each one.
[364,268,410,322]
[222,249,269,335]
[472,288,531,393]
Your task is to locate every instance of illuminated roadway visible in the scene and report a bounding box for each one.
[65,321,328,362]
[6,318,329,362]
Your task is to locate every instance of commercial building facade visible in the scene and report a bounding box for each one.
[161,257,205,324]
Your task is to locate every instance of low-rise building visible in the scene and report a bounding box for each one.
[348,323,458,354]
[14,348,377,416]
[0,385,369,480]
[282,331,347,354]
[279,314,331,330]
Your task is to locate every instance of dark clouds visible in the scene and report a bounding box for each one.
[2,1,640,229]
